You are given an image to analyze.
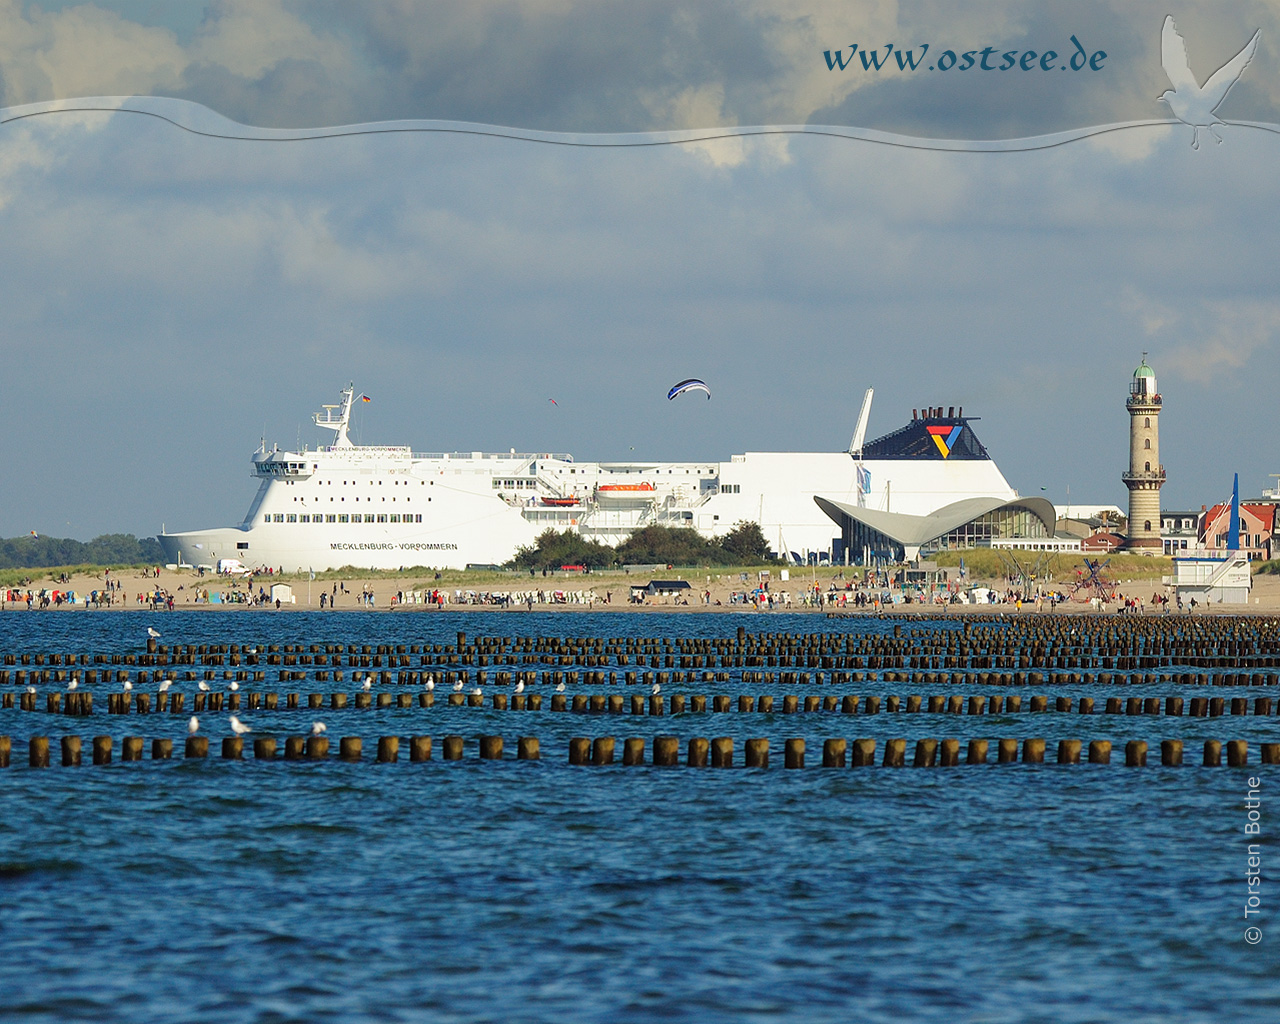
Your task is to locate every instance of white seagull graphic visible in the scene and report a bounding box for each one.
[1159,15,1259,149]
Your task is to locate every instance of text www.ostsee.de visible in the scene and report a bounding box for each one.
[823,36,1107,73]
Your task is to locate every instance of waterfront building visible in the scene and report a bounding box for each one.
[1161,509,1203,556]
[1199,502,1275,561]
[813,407,1055,563]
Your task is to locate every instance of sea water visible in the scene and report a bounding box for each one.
[0,611,1275,1022]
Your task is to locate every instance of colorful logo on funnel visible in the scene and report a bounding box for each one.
[927,425,963,458]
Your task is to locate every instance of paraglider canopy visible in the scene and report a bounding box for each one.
[667,378,711,400]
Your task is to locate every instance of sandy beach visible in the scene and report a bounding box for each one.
[6,565,1280,615]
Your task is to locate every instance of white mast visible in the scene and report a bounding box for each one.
[315,383,356,448]
[848,387,874,457]
[848,387,874,508]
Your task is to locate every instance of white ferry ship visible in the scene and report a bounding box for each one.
[157,385,1025,572]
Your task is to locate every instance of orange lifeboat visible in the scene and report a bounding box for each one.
[596,482,656,493]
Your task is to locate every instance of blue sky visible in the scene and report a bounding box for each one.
[1,2,1277,538]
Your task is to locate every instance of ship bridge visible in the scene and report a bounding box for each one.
[253,448,315,479]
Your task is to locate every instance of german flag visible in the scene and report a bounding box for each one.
[359,394,372,402]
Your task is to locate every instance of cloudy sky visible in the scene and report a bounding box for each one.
[1,1,1277,539]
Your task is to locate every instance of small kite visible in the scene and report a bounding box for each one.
[667,378,711,401]
[548,398,558,406]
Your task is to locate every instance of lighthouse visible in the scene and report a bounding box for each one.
[1122,356,1165,551]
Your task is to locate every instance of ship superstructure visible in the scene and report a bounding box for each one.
[158,385,1020,571]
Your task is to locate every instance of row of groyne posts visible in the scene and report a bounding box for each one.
[2,617,1278,769]
[10,690,1280,719]
[2,733,1277,768]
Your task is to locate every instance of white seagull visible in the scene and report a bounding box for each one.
[362,677,373,692]
[147,627,161,639]
[67,676,79,691]
[229,715,252,736]
[198,681,211,692]
[514,681,525,694]
[188,715,200,735]
[25,686,36,695]
[555,681,566,693]
[123,680,133,692]
[228,681,239,692]
[1160,15,1260,149]
[158,679,173,693]
[425,678,435,692]
[452,680,464,692]
[310,721,327,736]
[651,682,661,696]
[470,686,483,697]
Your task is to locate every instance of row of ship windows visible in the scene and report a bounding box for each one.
[490,478,740,492]
[265,514,424,524]
[315,480,429,485]
[294,496,417,502]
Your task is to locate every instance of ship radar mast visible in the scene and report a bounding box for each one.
[315,384,356,447]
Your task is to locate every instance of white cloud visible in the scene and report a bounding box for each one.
[188,0,350,82]
[0,124,55,211]
[0,0,185,103]
[1163,299,1280,382]
[1119,284,1178,337]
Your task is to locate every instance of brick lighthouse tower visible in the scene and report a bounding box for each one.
[1123,355,1165,551]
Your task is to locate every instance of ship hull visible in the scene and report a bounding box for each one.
[159,512,539,573]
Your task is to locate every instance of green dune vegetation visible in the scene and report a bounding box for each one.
[932,549,1174,582]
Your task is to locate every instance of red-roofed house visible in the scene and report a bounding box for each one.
[1082,531,1124,554]
[1200,503,1275,561]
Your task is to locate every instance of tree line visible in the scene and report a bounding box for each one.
[0,533,166,570]
[507,522,776,571]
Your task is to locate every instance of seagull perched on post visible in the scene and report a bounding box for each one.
[452,679,464,692]
[147,627,161,639]
[514,681,524,694]
[310,721,327,737]
[228,681,239,692]
[425,678,435,693]
[67,676,78,691]
[362,676,373,692]
[123,680,133,692]
[198,681,211,692]
[188,716,200,735]
[229,715,251,736]
[158,679,172,693]
[652,682,661,696]
[555,681,566,693]
[1159,15,1260,149]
